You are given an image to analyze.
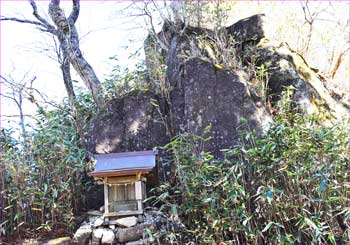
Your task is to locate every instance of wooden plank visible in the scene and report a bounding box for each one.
[137,200,142,213]
[108,185,114,203]
[117,184,125,202]
[128,182,135,200]
[87,210,103,216]
[104,177,109,214]
[135,181,142,200]
[108,182,136,202]
[136,172,141,180]
[135,181,142,212]
[113,185,117,202]
[107,176,137,184]
[104,210,143,218]
[109,202,137,212]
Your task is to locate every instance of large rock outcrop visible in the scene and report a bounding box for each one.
[243,41,350,119]
[168,56,271,153]
[90,91,169,154]
[90,14,349,157]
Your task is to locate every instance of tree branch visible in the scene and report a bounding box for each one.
[0,92,21,109]
[48,0,69,32]
[69,0,80,24]
[0,16,46,27]
[29,0,54,28]
[143,3,169,51]
[1,0,58,35]
[1,114,33,118]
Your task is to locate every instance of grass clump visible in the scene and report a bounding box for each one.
[148,113,350,244]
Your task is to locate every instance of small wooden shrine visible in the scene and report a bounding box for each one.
[90,150,157,217]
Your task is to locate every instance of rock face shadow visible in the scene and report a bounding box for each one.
[169,57,271,156]
[90,57,272,158]
[90,13,349,167]
[90,92,169,154]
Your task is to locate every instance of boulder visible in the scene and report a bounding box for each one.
[90,15,275,158]
[144,210,174,230]
[92,228,104,244]
[90,92,169,154]
[73,224,92,244]
[93,217,104,227]
[90,14,349,168]
[116,224,151,243]
[45,237,71,244]
[167,56,272,155]
[101,228,116,243]
[137,215,144,223]
[89,216,98,224]
[226,14,267,44]
[243,42,350,120]
[23,239,40,244]
[115,216,138,228]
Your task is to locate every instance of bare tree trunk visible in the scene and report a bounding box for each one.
[59,38,77,107]
[48,0,103,108]
[1,0,104,109]
[18,91,27,145]
[0,76,28,142]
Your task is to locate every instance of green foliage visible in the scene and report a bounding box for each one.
[102,54,149,100]
[255,63,270,102]
[184,0,235,30]
[1,91,96,241]
[149,114,350,244]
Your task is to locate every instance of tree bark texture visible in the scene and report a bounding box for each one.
[48,0,103,108]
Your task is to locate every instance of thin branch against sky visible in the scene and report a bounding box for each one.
[0,1,148,128]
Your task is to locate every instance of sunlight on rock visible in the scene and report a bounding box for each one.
[128,119,141,134]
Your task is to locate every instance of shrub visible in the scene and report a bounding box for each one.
[149,114,350,244]
[0,92,95,241]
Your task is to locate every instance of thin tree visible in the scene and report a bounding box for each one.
[0,74,34,145]
[1,0,103,109]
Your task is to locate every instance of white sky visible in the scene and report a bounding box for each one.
[1,0,151,130]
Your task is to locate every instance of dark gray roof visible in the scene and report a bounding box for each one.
[92,150,157,173]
